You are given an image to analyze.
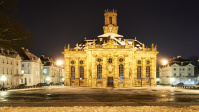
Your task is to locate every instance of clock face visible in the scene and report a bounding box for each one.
[109,27,113,30]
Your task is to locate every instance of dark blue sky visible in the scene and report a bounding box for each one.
[16,0,199,63]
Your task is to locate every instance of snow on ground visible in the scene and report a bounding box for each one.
[0,106,199,112]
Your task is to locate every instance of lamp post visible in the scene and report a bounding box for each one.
[46,77,50,84]
[1,76,7,88]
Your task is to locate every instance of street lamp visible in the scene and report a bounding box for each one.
[162,59,168,66]
[46,77,50,84]
[56,60,63,66]
[1,76,7,87]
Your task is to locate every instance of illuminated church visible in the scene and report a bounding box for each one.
[62,9,158,87]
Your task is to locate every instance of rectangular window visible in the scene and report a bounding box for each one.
[22,64,24,67]
[11,69,12,75]
[174,68,176,71]
[21,79,23,83]
[11,79,12,85]
[137,66,141,79]
[3,68,4,74]
[146,66,150,79]
[43,69,47,75]
[174,73,176,76]
[7,68,8,74]
[7,79,9,85]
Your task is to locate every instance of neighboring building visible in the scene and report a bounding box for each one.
[159,56,197,85]
[19,48,42,86]
[62,9,159,87]
[0,47,21,88]
[40,55,64,84]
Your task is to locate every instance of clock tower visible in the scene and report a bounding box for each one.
[103,9,119,34]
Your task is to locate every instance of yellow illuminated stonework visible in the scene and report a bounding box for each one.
[62,9,159,87]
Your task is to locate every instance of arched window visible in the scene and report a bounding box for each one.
[108,58,112,63]
[137,66,141,79]
[97,64,102,79]
[109,17,112,24]
[71,66,75,79]
[146,66,150,79]
[80,66,84,79]
[119,64,123,79]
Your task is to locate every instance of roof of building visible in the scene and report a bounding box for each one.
[0,46,19,58]
[40,55,57,66]
[18,47,39,62]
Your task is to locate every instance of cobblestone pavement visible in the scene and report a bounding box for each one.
[0,86,199,107]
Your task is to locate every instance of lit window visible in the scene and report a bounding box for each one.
[137,66,141,79]
[97,64,102,79]
[43,69,47,75]
[100,38,103,41]
[21,70,25,74]
[80,66,84,79]
[119,64,123,79]
[146,66,150,79]
[71,66,75,79]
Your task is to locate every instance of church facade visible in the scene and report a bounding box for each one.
[62,9,159,87]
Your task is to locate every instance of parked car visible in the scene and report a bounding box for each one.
[176,83,184,86]
[49,82,55,85]
[37,83,49,86]
[16,84,26,88]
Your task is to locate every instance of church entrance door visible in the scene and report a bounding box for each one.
[107,77,113,87]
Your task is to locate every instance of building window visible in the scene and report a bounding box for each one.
[11,79,12,85]
[80,66,84,79]
[174,68,176,71]
[119,58,123,62]
[146,66,150,79]
[100,38,103,41]
[22,64,24,67]
[109,17,112,24]
[97,58,102,62]
[119,64,123,79]
[174,73,176,76]
[7,79,9,85]
[179,73,181,76]
[7,60,8,64]
[11,61,12,65]
[3,59,4,64]
[188,68,191,70]
[71,61,75,64]
[108,58,112,63]
[183,68,185,71]
[43,69,47,75]
[3,68,4,74]
[71,66,75,79]
[137,66,141,79]
[80,61,83,64]
[21,79,23,83]
[189,73,191,76]
[147,60,150,64]
[138,60,141,64]
[29,79,31,83]
[97,64,102,79]
[11,69,12,75]
[7,68,8,74]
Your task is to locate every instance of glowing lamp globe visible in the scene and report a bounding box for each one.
[56,60,63,66]
[162,59,168,65]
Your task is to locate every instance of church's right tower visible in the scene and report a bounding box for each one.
[103,9,119,34]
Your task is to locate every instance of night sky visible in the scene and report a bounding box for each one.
[16,0,199,63]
